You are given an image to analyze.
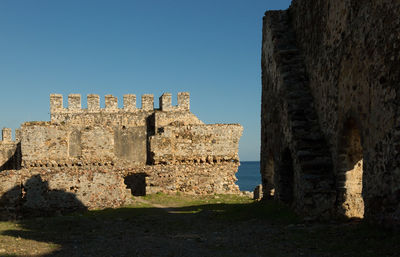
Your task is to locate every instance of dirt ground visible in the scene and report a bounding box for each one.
[0,194,398,257]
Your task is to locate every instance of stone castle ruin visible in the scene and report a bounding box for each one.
[0,92,242,217]
[261,0,400,225]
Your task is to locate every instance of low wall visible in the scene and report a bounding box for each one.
[0,162,240,219]
[0,168,129,219]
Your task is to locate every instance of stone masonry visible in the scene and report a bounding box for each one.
[0,92,242,218]
[261,0,400,226]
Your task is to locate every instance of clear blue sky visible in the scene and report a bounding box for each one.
[0,0,291,161]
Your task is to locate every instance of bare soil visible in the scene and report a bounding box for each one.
[0,194,398,257]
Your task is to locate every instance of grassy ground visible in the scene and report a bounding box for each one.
[0,193,398,256]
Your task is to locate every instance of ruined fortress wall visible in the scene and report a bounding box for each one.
[150,124,243,165]
[20,122,141,166]
[261,11,336,219]
[136,163,240,195]
[1,91,243,217]
[288,0,400,224]
[21,93,202,167]
[0,163,240,219]
[0,128,21,171]
[262,1,400,224]
[0,168,129,219]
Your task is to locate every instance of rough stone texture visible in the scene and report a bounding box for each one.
[150,124,242,165]
[261,1,400,226]
[0,168,129,219]
[0,128,21,171]
[23,93,205,167]
[140,163,240,195]
[1,92,242,217]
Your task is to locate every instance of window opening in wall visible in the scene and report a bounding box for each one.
[337,119,364,219]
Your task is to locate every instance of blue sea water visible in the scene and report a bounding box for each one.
[235,161,261,191]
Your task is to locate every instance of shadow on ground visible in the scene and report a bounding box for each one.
[0,197,399,257]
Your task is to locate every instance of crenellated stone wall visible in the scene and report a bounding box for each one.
[262,1,400,226]
[0,92,242,218]
[22,93,205,167]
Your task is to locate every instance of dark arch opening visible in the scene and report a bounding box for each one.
[277,148,294,204]
[261,151,275,198]
[337,118,364,219]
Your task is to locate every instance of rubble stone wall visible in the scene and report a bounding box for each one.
[0,163,240,219]
[289,0,400,225]
[150,124,243,165]
[262,0,400,225]
[22,93,205,167]
[0,168,129,219]
[1,92,242,217]
[261,11,335,219]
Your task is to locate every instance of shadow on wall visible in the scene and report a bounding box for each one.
[124,173,147,196]
[276,148,295,205]
[0,174,87,220]
[0,142,22,171]
[146,113,156,165]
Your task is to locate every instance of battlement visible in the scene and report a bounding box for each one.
[50,92,190,114]
[1,128,20,143]
[159,92,190,111]
[1,128,12,142]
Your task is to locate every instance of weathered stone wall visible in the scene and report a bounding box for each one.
[22,93,203,167]
[261,11,335,219]
[1,91,242,217]
[290,0,400,225]
[0,128,21,171]
[134,163,240,195]
[150,124,242,165]
[21,122,126,166]
[0,168,129,219]
[262,1,400,225]
[0,162,240,219]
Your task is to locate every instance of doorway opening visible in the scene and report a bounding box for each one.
[337,119,364,218]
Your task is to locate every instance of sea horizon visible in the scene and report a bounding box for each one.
[235,161,261,192]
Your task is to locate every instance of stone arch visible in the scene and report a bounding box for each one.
[261,151,275,198]
[336,118,364,218]
[276,148,294,204]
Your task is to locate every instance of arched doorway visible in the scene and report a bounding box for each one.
[261,151,275,198]
[337,118,364,218]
